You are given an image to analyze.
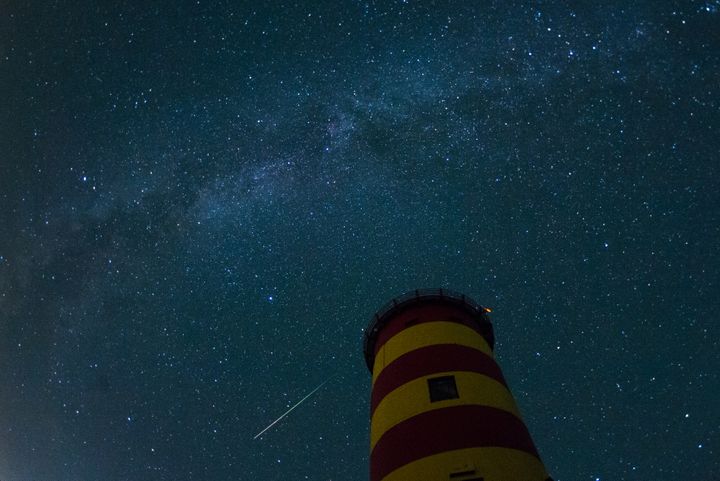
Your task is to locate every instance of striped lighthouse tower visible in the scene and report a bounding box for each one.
[363,289,551,481]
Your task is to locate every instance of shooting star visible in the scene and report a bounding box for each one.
[253,374,336,439]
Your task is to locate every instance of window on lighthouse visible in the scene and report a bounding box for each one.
[427,375,459,402]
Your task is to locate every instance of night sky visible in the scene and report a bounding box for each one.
[1,1,719,480]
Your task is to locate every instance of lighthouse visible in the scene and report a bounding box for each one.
[363,289,551,481]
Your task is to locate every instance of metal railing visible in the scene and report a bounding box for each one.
[370,288,486,325]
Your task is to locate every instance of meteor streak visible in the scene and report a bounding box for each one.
[253,375,336,439]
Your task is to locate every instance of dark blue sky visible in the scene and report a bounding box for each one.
[1,1,718,480]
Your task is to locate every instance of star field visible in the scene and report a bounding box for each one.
[1,1,719,480]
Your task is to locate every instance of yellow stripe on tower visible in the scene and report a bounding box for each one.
[370,371,521,450]
[371,321,493,383]
[381,447,549,481]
